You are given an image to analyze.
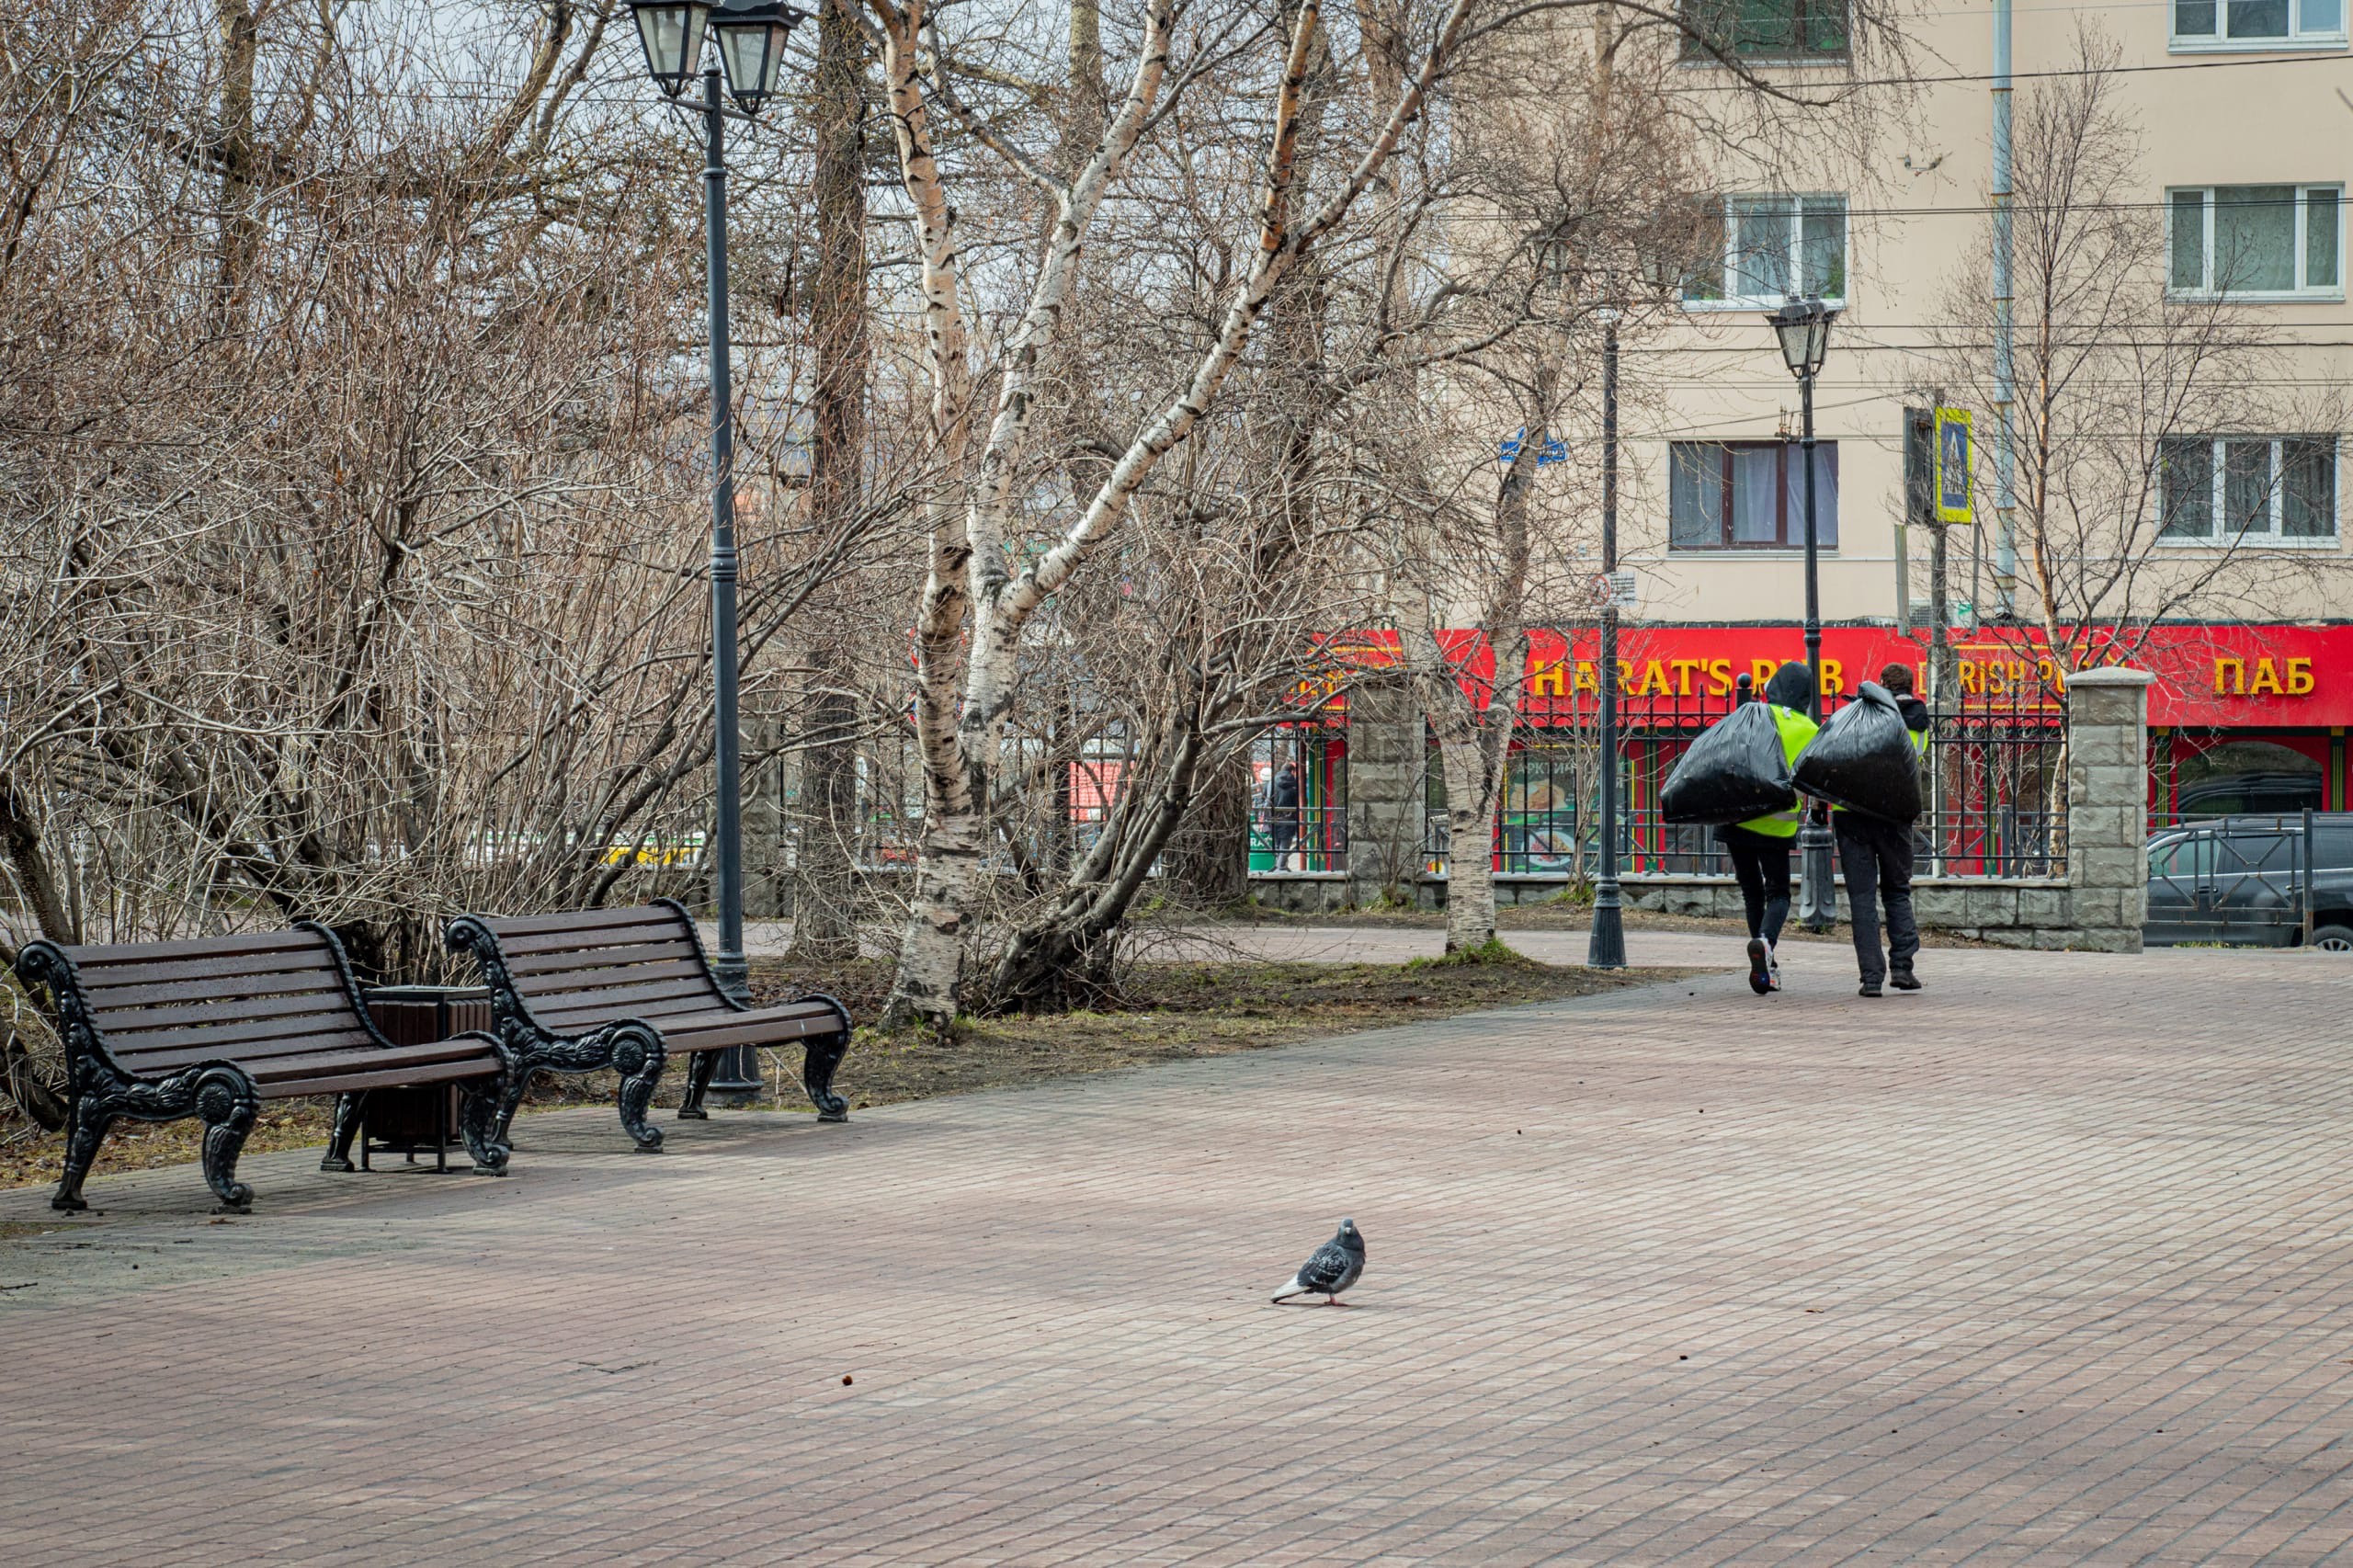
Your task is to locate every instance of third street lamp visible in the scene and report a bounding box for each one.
[1765,294,1840,930]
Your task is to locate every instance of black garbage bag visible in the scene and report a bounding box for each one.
[1792,681,1922,822]
[1659,701,1796,825]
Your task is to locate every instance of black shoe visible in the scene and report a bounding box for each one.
[1890,969,1921,992]
[1746,937,1771,995]
[1858,981,1882,997]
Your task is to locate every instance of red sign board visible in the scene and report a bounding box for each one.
[1314,624,2353,730]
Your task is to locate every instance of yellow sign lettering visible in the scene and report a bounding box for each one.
[2214,657,2244,695]
[2289,656,2314,695]
[1705,659,1734,698]
[2248,658,2283,696]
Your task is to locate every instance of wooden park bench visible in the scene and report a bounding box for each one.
[11,925,513,1212]
[445,898,852,1153]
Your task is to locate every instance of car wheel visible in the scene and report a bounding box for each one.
[2309,924,2353,952]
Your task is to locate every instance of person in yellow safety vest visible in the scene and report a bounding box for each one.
[1717,661,1820,996]
[1837,663,1934,997]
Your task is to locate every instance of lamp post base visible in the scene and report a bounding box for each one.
[1799,822,1839,932]
[1586,878,1627,969]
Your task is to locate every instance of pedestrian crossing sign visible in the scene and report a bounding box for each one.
[1935,407,1972,524]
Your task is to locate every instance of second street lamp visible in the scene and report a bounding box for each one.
[1764,294,1840,930]
[629,0,805,1102]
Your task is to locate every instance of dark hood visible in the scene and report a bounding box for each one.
[1763,661,1815,710]
[1896,694,1929,733]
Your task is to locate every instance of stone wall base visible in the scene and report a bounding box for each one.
[1249,872,2139,951]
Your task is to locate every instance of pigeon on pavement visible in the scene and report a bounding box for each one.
[1271,1218,1365,1305]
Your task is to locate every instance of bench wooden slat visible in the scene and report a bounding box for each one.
[122,1028,385,1076]
[481,906,684,939]
[261,1056,502,1100]
[61,930,326,967]
[499,937,701,978]
[525,976,726,1017]
[488,918,689,958]
[660,1008,846,1050]
[131,1033,494,1082]
[97,989,359,1037]
[109,1010,378,1058]
[79,967,347,1013]
[531,999,717,1033]
[507,959,711,998]
[74,946,336,992]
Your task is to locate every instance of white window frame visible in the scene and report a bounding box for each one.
[1681,193,1848,312]
[2170,0,2347,51]
[2158,436,2341,547]
[2166,184,2344,300]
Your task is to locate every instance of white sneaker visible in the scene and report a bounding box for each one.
[1768,945,1782,992]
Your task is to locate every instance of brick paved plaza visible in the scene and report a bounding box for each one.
[4,938,2352,1564]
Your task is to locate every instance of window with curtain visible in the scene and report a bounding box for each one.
[1682,195,1847,307]
[1680,0,1851,58]
[2168,185,2342,296]
[2160,436,2339,540]
[1669,441,1840,549]
[2173,0,2345,45]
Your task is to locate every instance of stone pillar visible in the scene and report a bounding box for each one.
[1344,677,1426,908]
[2062,666,2154,952]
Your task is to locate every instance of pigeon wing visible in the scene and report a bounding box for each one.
[1294,1239,1355,1294]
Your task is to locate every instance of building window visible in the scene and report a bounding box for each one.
[1669,440,1839,549]
[2159,436,2338,540]
[1680,0,1850,60]
[1682,195,1847,307]
[2168,185,2342,296]
[2173,0,2345,48]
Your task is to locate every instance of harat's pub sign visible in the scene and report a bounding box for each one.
[1310,624,2350,729]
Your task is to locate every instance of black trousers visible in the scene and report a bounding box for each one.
[1836,813,1920,983]
[1718,824,1792,946]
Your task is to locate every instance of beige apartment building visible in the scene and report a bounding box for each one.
[1600,0,2353,818]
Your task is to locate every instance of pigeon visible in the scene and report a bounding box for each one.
[1271,1218,1365,1305]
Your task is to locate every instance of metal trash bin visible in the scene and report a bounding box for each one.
[354,985,494,1172]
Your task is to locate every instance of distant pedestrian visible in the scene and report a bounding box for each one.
[1268,760,1302,870]
[1719,661,1819,995]
[1837,663,1932,997]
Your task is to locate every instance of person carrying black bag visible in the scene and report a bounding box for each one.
[1717,661,1820,996]
[1836,663,1932,997]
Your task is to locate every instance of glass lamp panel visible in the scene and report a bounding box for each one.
[633,3,711,90]
[715,19,787,108]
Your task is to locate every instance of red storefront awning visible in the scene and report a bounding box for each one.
[1320,624,2348,729]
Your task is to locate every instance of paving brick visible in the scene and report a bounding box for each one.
[3,942,2351,1562]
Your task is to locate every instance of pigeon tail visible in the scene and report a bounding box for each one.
[1270,1277,1309,1303]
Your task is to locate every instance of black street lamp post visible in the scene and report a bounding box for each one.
[629,1,804,1101]
[1586,305,1626,970]
[1765,296,1839,930]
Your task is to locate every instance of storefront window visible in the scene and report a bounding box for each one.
[2170,739,2324,817]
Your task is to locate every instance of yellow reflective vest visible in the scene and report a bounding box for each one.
[1737,703,1820,838]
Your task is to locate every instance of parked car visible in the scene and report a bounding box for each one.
[2145,812,2353,949]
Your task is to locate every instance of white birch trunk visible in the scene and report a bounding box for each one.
[873,0,1481,1027]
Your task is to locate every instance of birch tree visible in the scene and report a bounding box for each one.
[867,0,1484,1028]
